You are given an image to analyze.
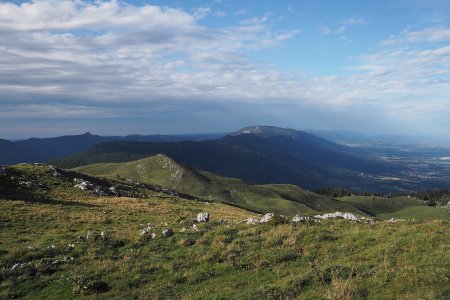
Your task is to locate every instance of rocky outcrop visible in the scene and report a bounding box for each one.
[314,212,358,221]
[260,213,274,223]
[292,215,310,223]
[196,212,210,223]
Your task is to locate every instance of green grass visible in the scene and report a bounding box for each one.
[73,155,363,216]
[379,206,450,221]
[1,164,450,299]
[1,196,449,299]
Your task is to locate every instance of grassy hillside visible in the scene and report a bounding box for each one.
[339,195,450,220]
[73,155,362,216]
[1,192,449,298]
[1,164,450,299]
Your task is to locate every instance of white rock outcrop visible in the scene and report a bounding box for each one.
[11,262,30,270]
[260,213,275,223]
[292,215,310,223]
[245,218,259,225]
[314,212,359,221]
[196,212,210,223]
[74,178,94,191]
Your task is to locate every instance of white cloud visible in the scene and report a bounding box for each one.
[193,7,211,20]
[339,17,367,26]
[234,9,247,16]
[381,27,450,45]
[318,17,367,39]
[0,0,300,107]
[215,10,226,17]
[0,1,449,137]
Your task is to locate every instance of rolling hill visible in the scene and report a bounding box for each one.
[73,154,362,216]
[53,126,399,191]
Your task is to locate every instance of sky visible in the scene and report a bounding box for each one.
[0,0,449,139]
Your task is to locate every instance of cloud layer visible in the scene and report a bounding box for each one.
[0,1,449,137]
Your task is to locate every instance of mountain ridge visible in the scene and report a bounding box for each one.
[52,126,400,192]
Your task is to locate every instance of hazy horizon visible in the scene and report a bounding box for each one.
[1,0,450,139]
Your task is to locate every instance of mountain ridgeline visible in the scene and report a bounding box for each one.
[52,126,399,191]
[0,132,225,165]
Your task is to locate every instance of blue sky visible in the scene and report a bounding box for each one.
[0,0,449,139]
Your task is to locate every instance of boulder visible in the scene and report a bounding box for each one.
[11,262,30,270]
[74,179,94,191]
[260,213,274,223]
[245,218,259,225]
[292,215,310,223]
[19,181,35,188]
[0,167,7,176]
[109,186,118,195]
[162,228,173,237]
[196,212,210,223]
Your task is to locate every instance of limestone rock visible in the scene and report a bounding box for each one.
[162,228,173,237]
[314,212,358,221]
[260,213,274,223]
[292,215,310,223]
[245,218,259,225]
[196,212,210,223]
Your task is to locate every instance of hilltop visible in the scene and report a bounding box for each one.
[72,154,362,216]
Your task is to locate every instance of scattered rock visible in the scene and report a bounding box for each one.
[196,212,210,223]
[388,218,405,223]
[94,187,106,196]
[86,230,95,240]
[85,230,107,241]
[62,256,74,263]
[260,213,275,223]
[48,165,61,177]
[74,178,94,191]
[11,262,30,270]
[162,228,174,237]
[109,186,118,195]
[314,212,359,221]
[139,226,151,236]
[245,218,259,225]
[19,181,35,188]
[292,215,310,223]
[68,244,75,249]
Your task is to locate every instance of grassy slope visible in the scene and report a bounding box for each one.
[379,206,450,221]
[1,196,449,299]
[339,195,450,220]
[73,155,360,216]
[1,164,450,299]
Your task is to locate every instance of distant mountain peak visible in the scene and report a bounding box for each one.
[231,125,300,138]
